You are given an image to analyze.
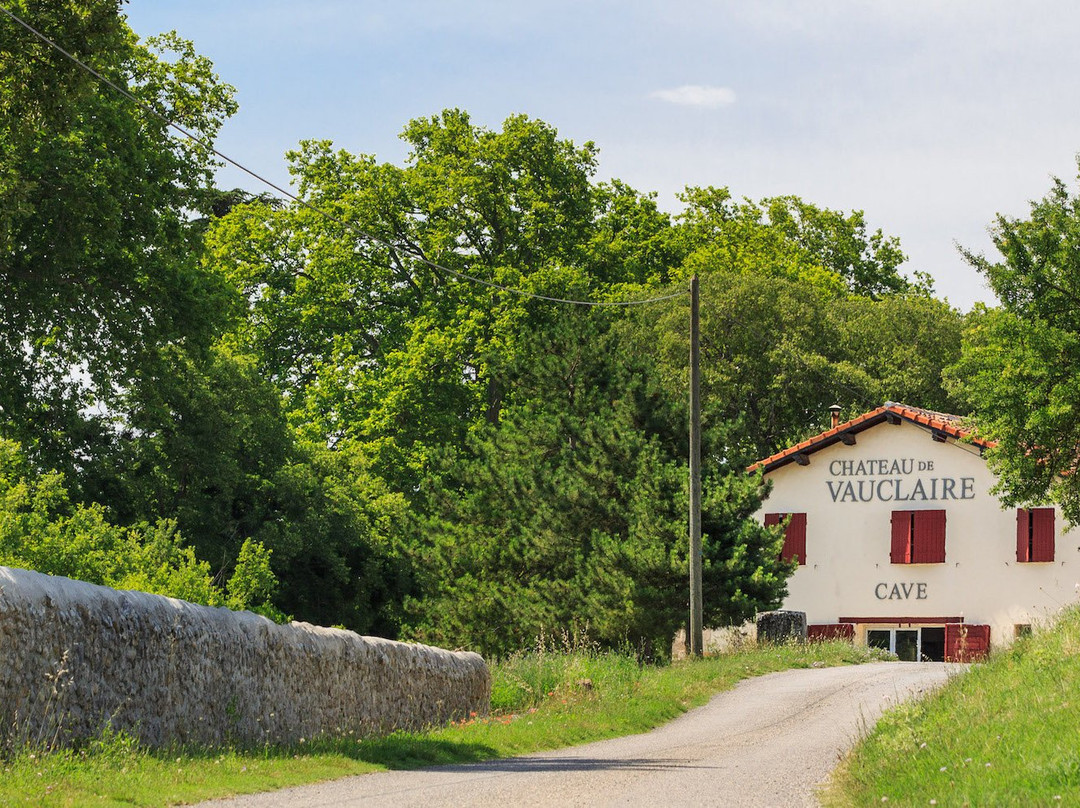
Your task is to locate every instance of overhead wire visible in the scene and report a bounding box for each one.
[0,4,687,308]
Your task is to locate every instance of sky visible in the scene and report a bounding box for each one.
[121,1,1080,311]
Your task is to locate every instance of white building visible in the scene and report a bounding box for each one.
[751,402,1080,661]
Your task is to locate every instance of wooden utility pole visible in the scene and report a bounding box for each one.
[689,275,703,656]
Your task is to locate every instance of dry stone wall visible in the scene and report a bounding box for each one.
[0,566,489,748]
[756,610,808,644]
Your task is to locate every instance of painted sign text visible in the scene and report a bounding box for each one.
[875,582,928,600]
[826,457,975,504]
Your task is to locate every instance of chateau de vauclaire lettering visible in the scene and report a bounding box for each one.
[826,457,975,504]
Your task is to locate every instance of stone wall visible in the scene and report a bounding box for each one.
[756,610,808,644]
[671,622,759,660]
[0,566,490,748]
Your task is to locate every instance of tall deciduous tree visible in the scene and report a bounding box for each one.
[647,266,964,466]
[673,186,913,298]
[207,110,677,490]
[0,0,237,477]
[206,111,795,650]
[948,162,1080,522]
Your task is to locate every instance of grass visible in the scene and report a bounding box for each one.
[823,606,1080,807]
[0,638,885,806]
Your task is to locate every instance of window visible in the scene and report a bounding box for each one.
[1016,507,1055,562]
[764,512,806,565]
[866,627,946,662]
[890,509,946,564]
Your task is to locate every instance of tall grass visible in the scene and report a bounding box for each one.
[1,637,882,807]
[824,606,1080,807]
[488,629,642,714]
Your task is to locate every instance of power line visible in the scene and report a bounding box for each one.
[0,5,687,308]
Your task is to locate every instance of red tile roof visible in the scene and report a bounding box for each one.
[748,402,994,474]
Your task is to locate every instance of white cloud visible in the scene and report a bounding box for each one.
[650,84,736,108]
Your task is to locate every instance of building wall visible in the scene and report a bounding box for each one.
[761,420,1079,649]
[0,566,490,749]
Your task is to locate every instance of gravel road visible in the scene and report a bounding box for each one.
[194,661,958,808]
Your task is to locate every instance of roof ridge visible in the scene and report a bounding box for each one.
[748,403,991,474]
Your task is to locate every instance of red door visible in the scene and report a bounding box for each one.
[945,624,990,662]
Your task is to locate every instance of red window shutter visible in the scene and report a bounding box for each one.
[1032,508,1055,562]
[891,511,911,564]
[1016,509,1030,562]
[783,513,807,565]
[767,513,807,565]
[1017,508,1055,562]
[944,623,960,661]
[913,510,946,563]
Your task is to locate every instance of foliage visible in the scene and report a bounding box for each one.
[827,293,966,416]
[646,187,966,464]
[397,303,790,659]
[0,438,222,605]
[225,538,281,618]
[201,110,786,650]
[0,1,237,479]
[673,186,911,298]
[647,267,965,466]
[0,437,293,615]
[206,110,678,489]
[87,340,409,632]
[947,162,1080,522]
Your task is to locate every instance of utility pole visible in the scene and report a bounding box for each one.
[689,275,703,656]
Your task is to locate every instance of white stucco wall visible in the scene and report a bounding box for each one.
[760,419,1080,648]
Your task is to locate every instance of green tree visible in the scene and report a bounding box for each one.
[0,436,299,616]
[947,162,1080,522]
[655,186,964,462]
[647,266,964,466]
[673,186,912,298]
[206,111,676,492]
[88,341,409,634]
[0,438,223,605]
[401,306,789,659]
[828,294,965,417]
[0,1,237,478]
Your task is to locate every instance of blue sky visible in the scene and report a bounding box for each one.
[123,1,1080,310]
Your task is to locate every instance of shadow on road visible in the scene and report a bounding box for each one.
[150,734,500,771]
[442,755,715,774]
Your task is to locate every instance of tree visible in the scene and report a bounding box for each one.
[87,341,410,634]
[400,306,789,659]
[0,1,237,478]
[0,5,412,633]
[646,266,964,466]
[654,185,965,462]
[947,162,1080,522]
[0,436,258,609]
[207,110,678,491]
[828,294,965,417]
[673,187,913,298]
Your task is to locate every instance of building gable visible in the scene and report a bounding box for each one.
[749,402,993,475]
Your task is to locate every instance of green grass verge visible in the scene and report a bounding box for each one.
[1,639,885,807]
[824,607,1080,807]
